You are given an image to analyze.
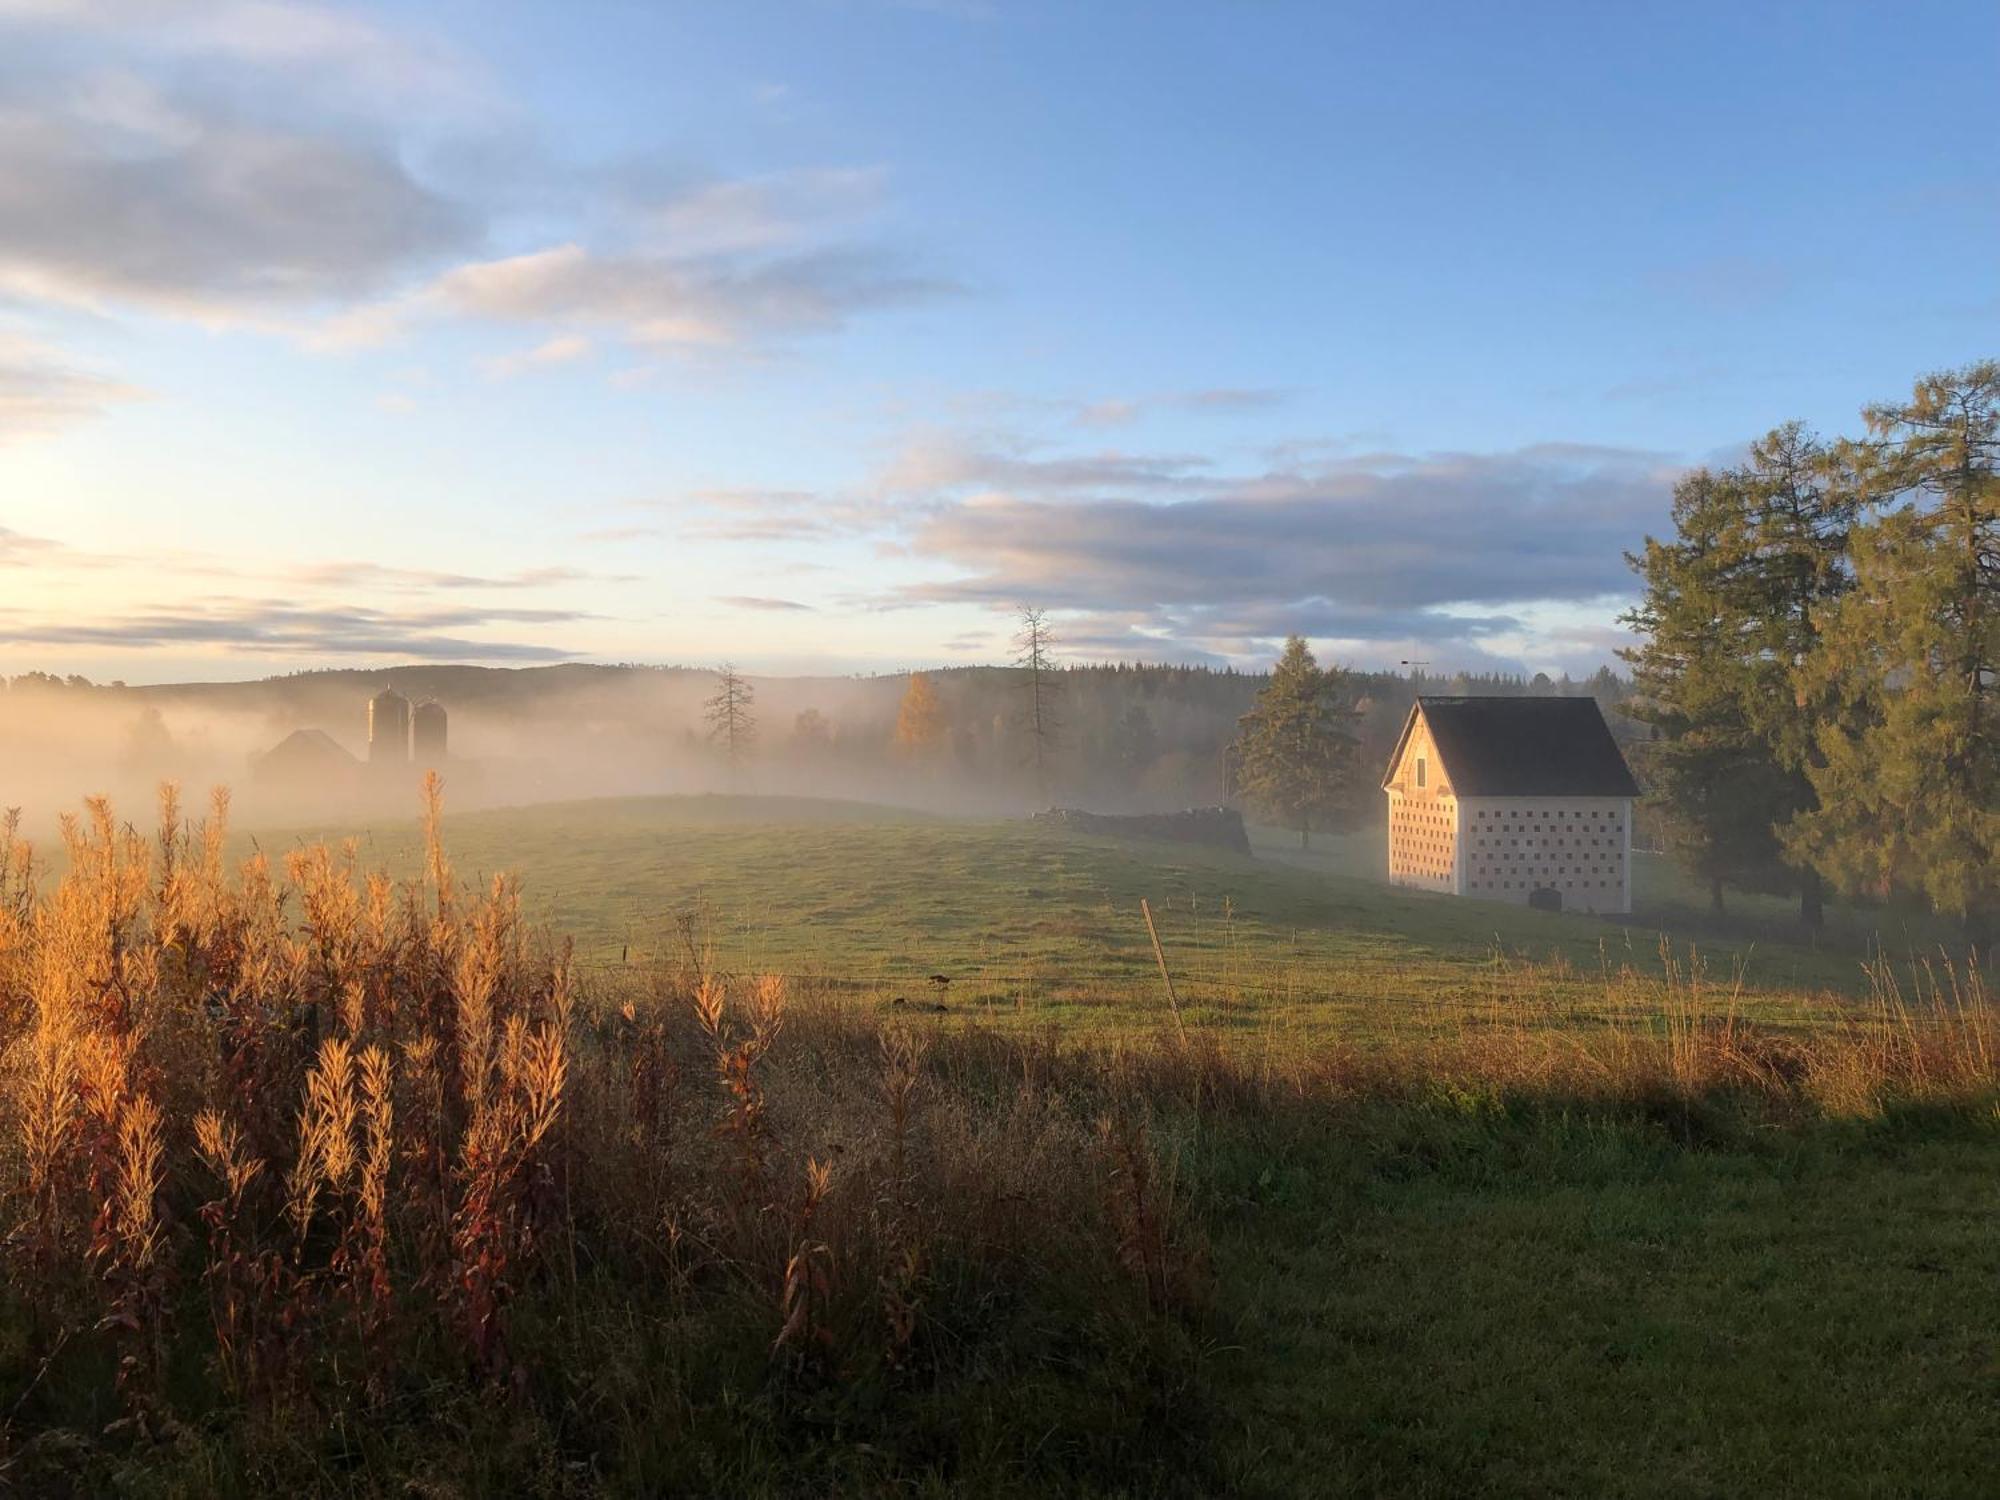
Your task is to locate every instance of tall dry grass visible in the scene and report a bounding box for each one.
[0,780,1992,1489]
[0,779,1210,1489]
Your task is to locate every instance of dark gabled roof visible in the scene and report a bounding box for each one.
[256,727,359,775]
[1381,696,1639,798]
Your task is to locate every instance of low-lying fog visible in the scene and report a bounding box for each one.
[0,663,1258,840]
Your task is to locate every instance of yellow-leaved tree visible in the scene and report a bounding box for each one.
[894,672,946,757]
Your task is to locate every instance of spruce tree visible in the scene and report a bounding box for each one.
[704,663,756,778]
[1622,427,1859,923]
[1787,362,1999,941]
[1623,471,1796,914]
[1229,635,1359,849]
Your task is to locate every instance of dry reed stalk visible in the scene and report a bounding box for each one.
[701,974,788,1213]
[1097,1107,1189,1315]
[422,769,453,907]
[288,1037,359,1250]
[346,1044,396,1393]
[193,1108,266,1398]
[880,1023,929,1189]
[772,1155,835,1367]
[96,1090,168,1411]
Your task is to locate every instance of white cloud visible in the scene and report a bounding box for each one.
[0,0,482,109]
[480,332,593,380]
[1074,387,1289,429]
[341,239,953,354]
[678,429,1679,667]
[0,334,143,440]
[0,76,474,322]
[633,167,887,256]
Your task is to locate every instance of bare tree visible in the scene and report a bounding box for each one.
[1012,605,1059,800]
[705,663,756,778]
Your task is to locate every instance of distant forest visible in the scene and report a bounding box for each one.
[0,658,1634,823]
[23,380,1985,947]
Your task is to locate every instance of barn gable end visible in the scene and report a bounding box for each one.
[1383,696,1637,915]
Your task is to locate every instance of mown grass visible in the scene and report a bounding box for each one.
[6,789,1996,1496]
[1200,1102,2000,1496]
[252,794,1897,1041]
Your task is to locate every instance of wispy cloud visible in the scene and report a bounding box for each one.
[0,598,591,660]
[883,441,1676,660]
[0,0,482,106]
[0,335,143,440]
[334,241,956,354]
[0,524,69,563]
[480,333,593,380]
[715,595,815,611]
[284,561,631,591]
[879,435,1212,494]
[0,8,945,369]
[644,424,1676,667]
[1074,387,1290,429]
[621,166,888,256]
[0,69,476,325]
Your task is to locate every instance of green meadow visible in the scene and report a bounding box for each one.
[260,792,1905,1037]
[7,793,1984,1495]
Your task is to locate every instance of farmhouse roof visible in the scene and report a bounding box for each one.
[1381,696,1640,798]
[256,727,359,776]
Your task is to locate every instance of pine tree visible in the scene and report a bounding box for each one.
[1623,472,1791,912]
[1621,428,1860,923]
[1012,606,1059,801]
[704,663,756,778]
[1787,362,1999,941]
[1229,636,1359,849]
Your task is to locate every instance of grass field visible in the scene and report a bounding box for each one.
[257,792,1911,1039]
[1200,1101,2000,1496]
[7,791,1994,1495]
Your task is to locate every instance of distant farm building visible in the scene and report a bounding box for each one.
[368,687,412,764]
[1382,696,1639,915]
[253,727,360,792]
[412,699,448,766]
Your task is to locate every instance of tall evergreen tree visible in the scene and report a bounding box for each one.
[1622,426,1859,923]
[1229,636,1359,849]
[1623,471,1794,913]
[1725,424,1863,926]
[1787,362,1999,941]
[704,663,756,777]
[1012,606,1059,800]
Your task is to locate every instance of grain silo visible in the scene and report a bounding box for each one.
[367,686,412,763]
[412,699,448,765]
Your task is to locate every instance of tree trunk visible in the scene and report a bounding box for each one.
[1709,875,1725,917]
[1298,822,1309,851]
[1798,867,1824,931]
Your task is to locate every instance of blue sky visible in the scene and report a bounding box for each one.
[1,0,1993,681]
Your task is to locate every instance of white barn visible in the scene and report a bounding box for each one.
[1382,696,1640,914]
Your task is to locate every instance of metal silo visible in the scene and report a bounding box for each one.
[368,686,412,763]
[412,699,448,766]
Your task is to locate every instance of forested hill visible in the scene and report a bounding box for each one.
[4,660,1637,818]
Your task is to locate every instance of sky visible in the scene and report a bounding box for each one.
[0,0,1994,684]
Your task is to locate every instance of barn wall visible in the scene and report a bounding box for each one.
[1457,796,1631,914]
[1384,717,1462,893]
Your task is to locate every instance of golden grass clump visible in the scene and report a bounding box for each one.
[0,782,1994,1490]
